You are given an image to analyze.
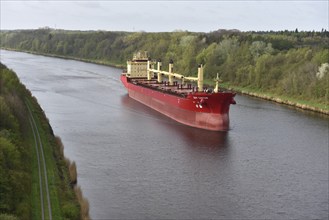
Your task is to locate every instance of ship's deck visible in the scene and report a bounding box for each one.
[129,78,201,98]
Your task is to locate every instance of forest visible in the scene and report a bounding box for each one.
[0,63,89,219]
[0,28,328,109]
[0,63,31,219]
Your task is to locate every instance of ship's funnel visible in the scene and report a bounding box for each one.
[198,64,204,92]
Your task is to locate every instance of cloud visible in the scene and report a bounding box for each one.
[76,1,102,9]
[1,0,328,31]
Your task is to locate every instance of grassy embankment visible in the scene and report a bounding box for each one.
[10,47,328,115]
[1,28,328,114]
[224,83,329,114]
[2,47,125,69]
[203,78,329,115]
[0,63,90,220]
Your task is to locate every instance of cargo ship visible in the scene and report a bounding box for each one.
[121,51,236,131]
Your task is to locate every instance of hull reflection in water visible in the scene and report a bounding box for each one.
[121,52,236,131]
[1,50,327,220]
[121,94,230,150]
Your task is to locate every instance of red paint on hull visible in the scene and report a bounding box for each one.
[121,74,235,131]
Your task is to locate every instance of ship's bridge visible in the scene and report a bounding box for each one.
[133,51,148,61]
[127,51,150,78]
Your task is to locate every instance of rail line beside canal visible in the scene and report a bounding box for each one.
[27,101,52,220]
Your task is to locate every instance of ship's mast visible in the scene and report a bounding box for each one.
[148,60,205,92]
[168,60,174,86]
[214,73,222,93]
[157,59,162,83]
[197,64,204,92]
[147,58,154,80]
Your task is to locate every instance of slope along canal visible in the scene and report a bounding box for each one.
[1,50,328,219]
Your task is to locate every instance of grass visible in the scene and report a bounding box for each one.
[25,98,62,219]
[28,122,42,220]
[57,137,90,220]
[74,186,90,220]
[2,47,125,69]
[0,62,87,219]
[3,47,328,115]
[26,96,90,220]
[203,78,329,115]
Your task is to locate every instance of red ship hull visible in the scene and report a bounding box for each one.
[121,74,235,131]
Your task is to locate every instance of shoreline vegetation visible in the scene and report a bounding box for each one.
[0,63,90,219]
[0,28,328,115]
[3,47,328,115]
[227,84,329,115]
[212,82,328,115]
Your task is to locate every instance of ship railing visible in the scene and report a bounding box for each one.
[133,78,189,98]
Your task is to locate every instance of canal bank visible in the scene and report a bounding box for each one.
[224,83,329,115]
[0,62,90,220]
[2,48,328,116]
[1,50,328,219]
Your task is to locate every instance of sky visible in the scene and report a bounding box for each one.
[1,0,328,32]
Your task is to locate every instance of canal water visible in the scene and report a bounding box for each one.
[1,50,328,219]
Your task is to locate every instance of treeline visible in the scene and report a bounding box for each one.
[0,63,31,219]
[0,28,328,106]
[0,63,88,219]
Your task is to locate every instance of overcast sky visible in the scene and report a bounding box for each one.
[1,0,328,32]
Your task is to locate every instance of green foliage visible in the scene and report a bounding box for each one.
[0,28,327,217]
[0,63,82,219]
[0,97,18,132]
[249,41,274,59]
[1,28,328,106]
[25,97,83,219]
[0,214,19,220]
[61,202,80,220]
[0,64,31,219]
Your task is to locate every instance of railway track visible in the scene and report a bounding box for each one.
[27,102,52,220]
